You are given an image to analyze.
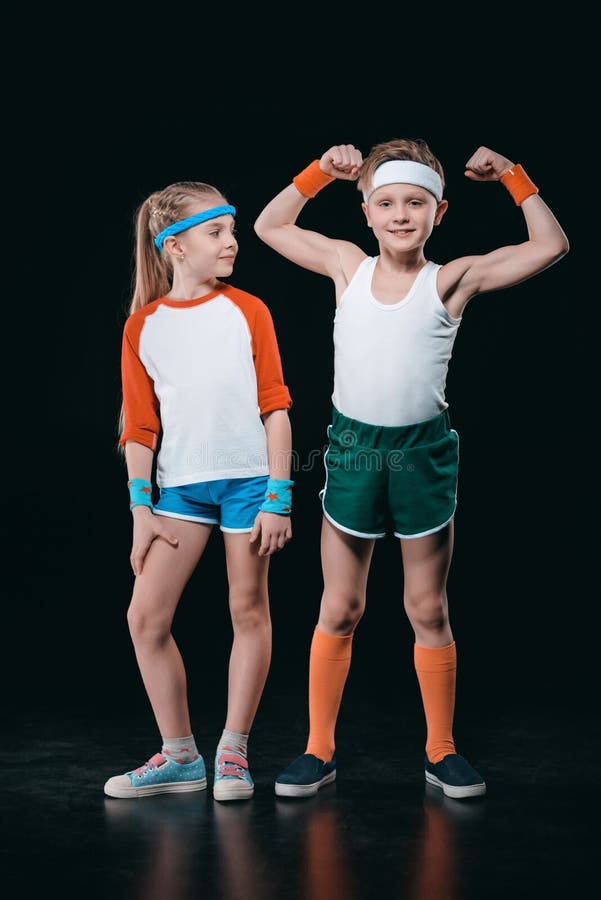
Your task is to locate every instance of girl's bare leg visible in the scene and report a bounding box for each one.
[222,532,271,733]
[127,520,213,738]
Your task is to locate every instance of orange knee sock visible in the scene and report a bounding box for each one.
[305,626,353,762]
[414,641,457,763]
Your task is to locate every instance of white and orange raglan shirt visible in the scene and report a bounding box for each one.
[119,283,292,487]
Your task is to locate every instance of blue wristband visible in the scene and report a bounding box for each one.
[128,478,154,511]
[260,478,294,515]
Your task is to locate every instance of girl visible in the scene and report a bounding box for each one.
[254,141,569,799]
[104,180,293,802]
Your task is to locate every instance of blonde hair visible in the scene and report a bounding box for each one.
[129,181,227,315]
[357,138,445,198]
[117,181,228,449]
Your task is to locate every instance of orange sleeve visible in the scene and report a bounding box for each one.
[119,313,160,450]
[221,286,292,414]
[252,300,293,415]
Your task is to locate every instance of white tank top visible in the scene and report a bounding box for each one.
[331,257,462,426]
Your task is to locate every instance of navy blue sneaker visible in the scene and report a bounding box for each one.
[275,753,337,797]
[424,753,486,799]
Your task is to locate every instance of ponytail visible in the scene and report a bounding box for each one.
[130,196,172,315]
[117,181,226,455]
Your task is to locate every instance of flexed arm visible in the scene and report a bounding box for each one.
[442,147,569,310]
[254,145,364,279]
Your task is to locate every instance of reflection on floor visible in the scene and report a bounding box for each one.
[3,698,597,899]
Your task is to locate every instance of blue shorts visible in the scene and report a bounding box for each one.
[153,476,268,532]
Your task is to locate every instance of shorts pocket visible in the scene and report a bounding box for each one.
[425,429,459,478]
[389,430,459,535]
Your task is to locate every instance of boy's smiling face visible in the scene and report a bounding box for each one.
[363,183,447,252]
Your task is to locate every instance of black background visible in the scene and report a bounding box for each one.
[5,14,598,748]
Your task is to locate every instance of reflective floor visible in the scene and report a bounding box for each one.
[3,692,596,899]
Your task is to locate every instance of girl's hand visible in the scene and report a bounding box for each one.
[249,511,292,557]
[130,506,179,576]
[319,144,363,181]
[464,146,515,182]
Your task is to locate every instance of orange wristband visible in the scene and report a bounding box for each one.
[500,164,539,205]
[292,160,335,198]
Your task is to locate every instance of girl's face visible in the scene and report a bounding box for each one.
[171,198,238,277]
[363,184,447,252]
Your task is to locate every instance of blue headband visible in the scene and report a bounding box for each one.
[154,204,236,251]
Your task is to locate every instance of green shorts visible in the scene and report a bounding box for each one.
[320,406,459,539]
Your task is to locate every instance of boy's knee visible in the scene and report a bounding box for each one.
[320,591,365,633]
[404,590,447,631]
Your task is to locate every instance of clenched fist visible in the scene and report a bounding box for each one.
[319,144,363,181]
[464,146,515,182]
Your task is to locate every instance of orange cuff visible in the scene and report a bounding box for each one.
[292,160,335,198]
[312,626,353,660]
[500,164,538,205]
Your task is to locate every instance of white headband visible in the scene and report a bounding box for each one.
[363,160,443,202]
